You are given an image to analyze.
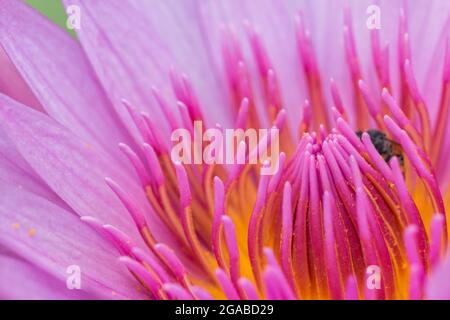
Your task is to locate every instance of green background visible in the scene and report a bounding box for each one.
[25,0,74,36]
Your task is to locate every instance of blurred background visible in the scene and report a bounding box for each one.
[25,0,74,36]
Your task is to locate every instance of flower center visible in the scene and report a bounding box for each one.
[81,7,449,300]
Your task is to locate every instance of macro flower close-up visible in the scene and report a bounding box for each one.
[0,0,449,301]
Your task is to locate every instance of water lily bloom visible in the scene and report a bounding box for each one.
[0,0,449,300]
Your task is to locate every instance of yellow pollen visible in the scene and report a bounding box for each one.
[28,228,36,237]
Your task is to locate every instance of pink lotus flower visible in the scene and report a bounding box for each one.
[0,0,449,300]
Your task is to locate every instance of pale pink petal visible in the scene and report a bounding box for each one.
[0,186,145,299]
[0,94,172,246]
[62,0,231,134]
[0,46,42,112]
[0,0,135,162]
[0,128,68,208]
[0,254,92,300]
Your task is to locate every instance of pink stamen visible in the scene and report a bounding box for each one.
[212,176,226,269]
[122,99,153,143]
[154,243,188,286]
[336,117,364,151]
[350,156,380,299]
[237,61,253,101]
[404,59,421,104]
[177,101,194,135]
[381,88,410,128]
[215,268,240,300]
[380,44,390,86]
[142,143,165,187]
[103,224,135,256]
[358,79,380,118]
[321,142,354,209]
[238,278,260,300]
[429,214,445,268]
[151,86,180,130]
[280,182,296,294]
[330,107,343,123]
[118,143,150,187]
[181,74,202,119]
[80,216,111,241]
[404,225,422,267]
[221,215,241,285]
[141,112,170,154]
[300,99,311,130]
[384,115,446,223]
[268,152,286,193]
[105,177,147,230]
[221,26,243,91]
[371,29,390,86]
[408,263,424,300]
[350,157,371,241]
[132,247,171,284]
[264,248,296,299]
[262,266,296,300]
[390,157,427,254]
[330,78,345,115]
[190,286,213,300]
[308,155,327,296]
[245,22,272,77]
[444,39,450,82]
[273,109,287,130]
[361,132,394,182]
[235,98,249,129]
[343,12,361,80]
[383,116,430,179]
[267,69,282,110]
[345,275,359,300]
[163,283,193,300]
[248,164,270,288]
[228,140,247,183]
[323,191,343,299]
[293,150,311,295]
[169,67,185,102]
[170,68,202,121]
[174,163,192,209]
[295,12,319,76]
[398,8,411,67]
[335,135,378,179]
[262,268,283,300]
[119,256,164,299]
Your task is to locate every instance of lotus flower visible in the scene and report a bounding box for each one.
[0,0,449,300]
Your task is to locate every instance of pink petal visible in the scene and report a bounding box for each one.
[0,46,42,112]
[0,185,145,299]
[0,254,92,300]
[62,0,230,132]
[0,128,69,209]
[0,0,135,162]
[0,95,170,246]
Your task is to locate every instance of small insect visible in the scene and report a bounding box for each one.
[356,129,404,168]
